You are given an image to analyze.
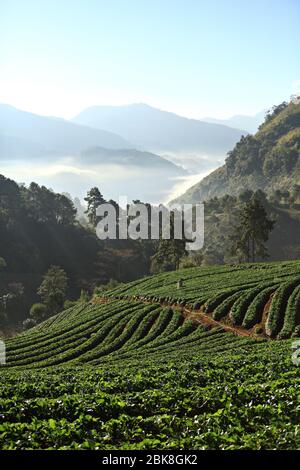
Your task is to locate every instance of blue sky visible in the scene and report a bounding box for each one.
[0,0,299,119]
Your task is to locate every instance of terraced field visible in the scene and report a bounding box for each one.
[107,260,300,339]
[0,261,300,449]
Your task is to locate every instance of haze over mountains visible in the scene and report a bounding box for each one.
[0,103,132,158]
[0,103,190,202]
[203,110,266,134]
[174,100,300,204]
[72,103,245,172]
[0,101,250,202]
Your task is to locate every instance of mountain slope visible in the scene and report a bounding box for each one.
[0,104,132,157]
[72,103,245,158]
[175,100,300,203]
[79,147,186,174]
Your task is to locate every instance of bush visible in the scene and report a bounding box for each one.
[179,258,197,269]
[64,300,78,310]
[94,279,120,295]
[266,279,300,337]
[30,303,48,322]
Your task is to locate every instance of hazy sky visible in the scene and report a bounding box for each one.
[0,0,299,119]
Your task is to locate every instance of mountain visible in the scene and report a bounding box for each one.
[203,110,266,134]
[0,133,49,160]
[79,147,185,174]
[0,104,132,159]
[174,100,300,204]
[72,103,245,163]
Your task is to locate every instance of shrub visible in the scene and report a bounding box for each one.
[266,279,300,337]
[64,300,78,310]
[29,303,48,322]
[277,284,300,339]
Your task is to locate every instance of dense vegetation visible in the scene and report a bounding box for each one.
[0,175,156,329]
[175,99,300,204]
[194,188,300,265]
[108,260,300,339]
[0,261,299,449]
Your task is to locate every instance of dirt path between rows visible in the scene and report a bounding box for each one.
[93,295,256,338]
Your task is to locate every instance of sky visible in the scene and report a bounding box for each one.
[0,0,300,120]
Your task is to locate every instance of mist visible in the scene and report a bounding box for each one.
[0,156,218,205]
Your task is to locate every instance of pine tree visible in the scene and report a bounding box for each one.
[151,210,188,272]
[230,196,275,263]
[84,187,106,227]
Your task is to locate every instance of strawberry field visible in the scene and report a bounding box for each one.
[0,261,300,449]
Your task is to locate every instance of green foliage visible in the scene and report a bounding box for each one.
[29,303,47,322]
[105,260,300,338]
[175,100,300,205]
[277,285,300,339]
[0,175,158,327]
[230,285,273,325]
[151,211,188,272]
[265,278,300,337]
[84,187,105,227]
[93,279,120,296]
[230,195,275,263]
[242,285,276,328]
[0,331,299,449]
[37,266,68,315]
[79,290,90,303]
[64,300,78,310]
[2,261,300,449]
[214,291,243,321]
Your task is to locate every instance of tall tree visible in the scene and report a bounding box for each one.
[151,211,188,272]
[84,187,106,227]
[230,197,275,262]
[37,266,68,315]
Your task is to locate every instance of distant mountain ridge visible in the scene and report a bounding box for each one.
[72,103,245,159]
[174,100,300,204]
[203,110,266,134]
[0,103,189,204]
[80,147,186,175]
[0,103,133,159]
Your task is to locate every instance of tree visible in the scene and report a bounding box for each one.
[230,197,275,263]
[24,183,76,225]
[151,211,188,272]
[37,266,68,315]
[30,303,48,323]
[84,187,106,226]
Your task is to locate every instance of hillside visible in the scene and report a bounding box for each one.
[0,104,132,158]
[79,147,186,175]
[72,103,245,166]
[1,260,300,449]
[175,100,300,204]
[190,191,300,265]
[4,261,300,366]
[0,174,154,327]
